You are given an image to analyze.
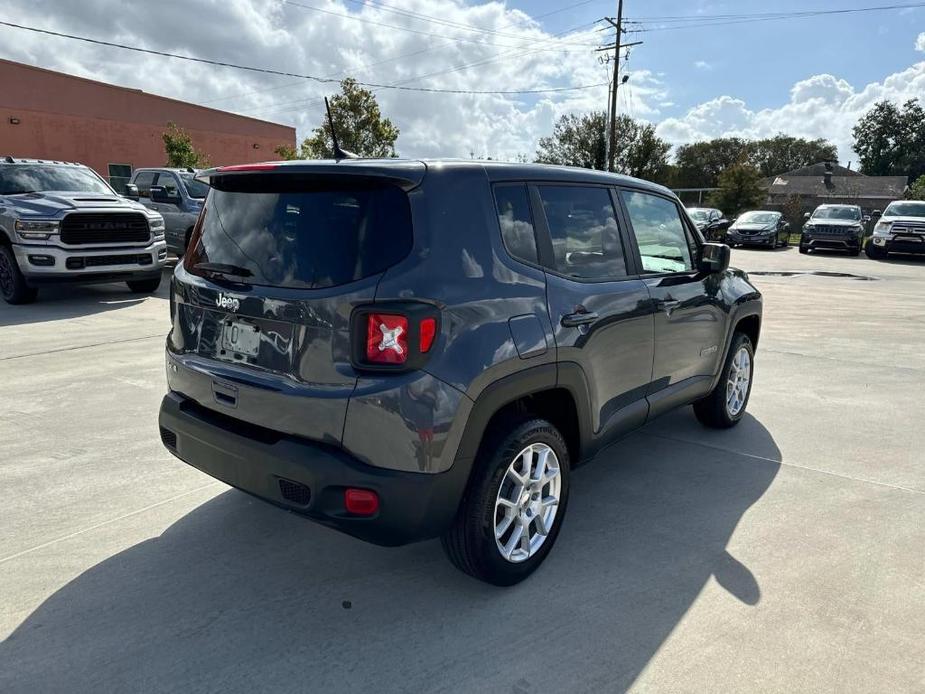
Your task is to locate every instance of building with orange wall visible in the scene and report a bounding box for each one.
[0,58,296,191]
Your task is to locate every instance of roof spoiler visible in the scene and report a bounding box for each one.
[195,160,426,192]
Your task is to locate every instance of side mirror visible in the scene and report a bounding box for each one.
[862,215,871,223]
[150,185,179,204]
[783,221,791,231]
[803,212,811,220]
[699,242,730,273]
[123,183,139,200]
[872,209,882,218]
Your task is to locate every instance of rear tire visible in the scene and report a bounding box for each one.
[442,417,570,586]
[694,333,754,429]
[126,276,162,293]
[799,244,809,255]
[0,245,38,304]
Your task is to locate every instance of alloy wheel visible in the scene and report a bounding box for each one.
[726,346,752,417]
[493,443,562,563]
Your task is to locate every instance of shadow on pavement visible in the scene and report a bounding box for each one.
[0,265,173,327]
[0,409,780,693]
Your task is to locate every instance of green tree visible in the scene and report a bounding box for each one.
[535,111,607,170]
[708,163,766,216]
[273,144,299,161]
[535,112,670,179]
[673,135,839,189]
[673,137,749,189]
[162,122,209,168]
[907,175,925,201]
[750,134,838,178]
[853,99,925,180]
[301,78,399,158]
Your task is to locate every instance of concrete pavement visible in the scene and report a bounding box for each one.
[1,248,923,693]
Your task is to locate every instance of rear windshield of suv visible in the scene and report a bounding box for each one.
[185,176,412,289]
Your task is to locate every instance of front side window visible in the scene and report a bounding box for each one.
[538,185,627,281]
[185,176,412,289]
[133,171,156,197]
[155,173,180,196]
[622,190,695,274]
[0,165,113,195]
[494,184,538,264]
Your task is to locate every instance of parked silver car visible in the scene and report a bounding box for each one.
[127,168,207,254]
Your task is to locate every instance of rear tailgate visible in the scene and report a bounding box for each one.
[166,164,422,444]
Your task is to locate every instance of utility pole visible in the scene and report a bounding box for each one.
[597,1,642,172]
[607,1,623,173]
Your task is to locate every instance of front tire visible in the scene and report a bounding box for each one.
[442,418,570,586]
[0,245,38,304]
[694,333,755,429]
[126,276,162,293]
[799,244,809,255]
[866,244,885,260]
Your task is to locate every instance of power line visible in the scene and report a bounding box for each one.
[198,1,600,107]
[0,20,605,96]
[280,0,594,49]
[337,0,599,44]
[624,2,925,32]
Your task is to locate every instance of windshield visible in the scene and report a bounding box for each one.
[812,206,860,221]
[0,165,113,195]
[687,209,709,222]
[737,212,779,225]
[883,201,925,218]
[186,176,412,289]
[180,173,210,199]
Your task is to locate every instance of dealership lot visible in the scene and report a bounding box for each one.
[1,249,923,692]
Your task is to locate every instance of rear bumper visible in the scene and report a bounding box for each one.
[158,392,471,546]
[14,239,167,283]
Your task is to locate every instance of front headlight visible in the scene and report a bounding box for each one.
[873,221,892,236]
[148,215,165,239]
[15,219,60,240]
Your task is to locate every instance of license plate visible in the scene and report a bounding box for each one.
[222,320,260,357]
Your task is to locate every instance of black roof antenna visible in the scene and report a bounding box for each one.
[325,97,358,160]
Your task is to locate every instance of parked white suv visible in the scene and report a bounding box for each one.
[867,200,925,260]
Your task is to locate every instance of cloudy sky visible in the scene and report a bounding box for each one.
[1,0,924,164]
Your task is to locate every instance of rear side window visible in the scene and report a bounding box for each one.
[186,176,412,289]
[621,190,694,274]
[537,185,628,281]
[494,184,538,264]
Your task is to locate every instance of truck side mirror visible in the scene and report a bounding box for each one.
[803,212,811,220]
[123,183,139,201]
[699,242,730,273]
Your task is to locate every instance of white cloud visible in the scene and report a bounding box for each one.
[657,63,925,162]
[0,0,616,160]
[694,60,712,70]
[916,32,925,51]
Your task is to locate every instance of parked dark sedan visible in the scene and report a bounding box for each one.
[686,207,730,241]
[726,211,790,248]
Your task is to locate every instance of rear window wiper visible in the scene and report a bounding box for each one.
[193,262,253,278]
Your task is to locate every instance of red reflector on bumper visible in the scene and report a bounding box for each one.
[344,488,379,516]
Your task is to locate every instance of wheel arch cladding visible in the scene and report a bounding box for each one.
[735,313,761,351]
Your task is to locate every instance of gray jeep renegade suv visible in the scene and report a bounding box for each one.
[158,159,762,585]
[0,158,167,304]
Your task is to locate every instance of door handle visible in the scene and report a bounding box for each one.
[561,311,599,328]
[659,299,682,315]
